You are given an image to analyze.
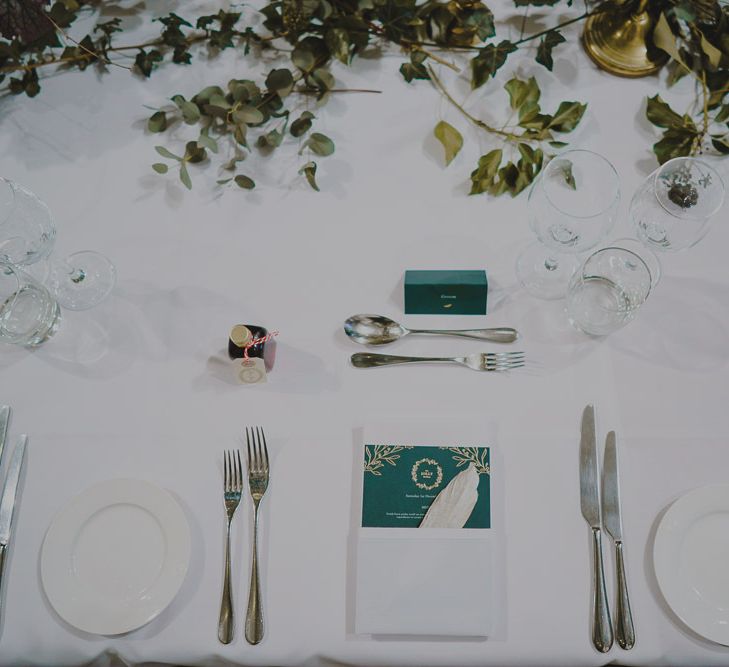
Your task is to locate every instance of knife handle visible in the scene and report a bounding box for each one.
[0,543,6,623]
[614,541,635,650]
[591,528,613,653]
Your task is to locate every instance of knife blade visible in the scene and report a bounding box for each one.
[579,405,613,653]
[0,434,27,633]
[0,406,9,467]
[603,431,635,650]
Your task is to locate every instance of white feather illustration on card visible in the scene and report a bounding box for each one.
[419,463,479,528]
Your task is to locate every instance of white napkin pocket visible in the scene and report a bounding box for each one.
[354,528,493,637]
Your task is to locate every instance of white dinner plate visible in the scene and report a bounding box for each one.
[41,478,191,635]
[654,484,729,645]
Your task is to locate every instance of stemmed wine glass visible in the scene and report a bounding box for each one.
[516,150,621,299]
[0,178,116,311]
[630,156,725,253]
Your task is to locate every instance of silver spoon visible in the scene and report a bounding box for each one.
[344,314,519,345]
[351,352,525,371]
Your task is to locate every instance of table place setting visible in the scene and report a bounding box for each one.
[4,0,729,664]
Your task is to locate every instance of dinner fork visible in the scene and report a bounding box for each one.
[218,449,242,645]
[245,427,270,645]
[350,351,525,371]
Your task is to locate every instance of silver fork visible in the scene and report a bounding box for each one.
[245,427,270,645]
[218,449,243,645]
[350,352,525,371]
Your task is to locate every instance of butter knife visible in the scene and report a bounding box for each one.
[603,431,635,650]
[579,405,613,653]
[0,435,27,630]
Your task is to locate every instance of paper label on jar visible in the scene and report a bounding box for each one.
[235,357,267,384]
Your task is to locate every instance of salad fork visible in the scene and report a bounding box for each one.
[350,351,525,371]
[218,449,242,645]
[245,427,270,645]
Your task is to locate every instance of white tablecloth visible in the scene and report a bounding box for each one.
[2,1,729,664]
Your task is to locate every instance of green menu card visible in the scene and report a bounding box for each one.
[362,444,491,528]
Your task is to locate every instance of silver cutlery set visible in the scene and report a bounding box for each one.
[0,406,26,635]
[219,427,270,645]
[344,314,525,372]
[580,404,635,653]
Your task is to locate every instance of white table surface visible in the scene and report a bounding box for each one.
[2,2,729,665]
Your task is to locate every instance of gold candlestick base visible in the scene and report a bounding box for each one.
[582,2,668,78]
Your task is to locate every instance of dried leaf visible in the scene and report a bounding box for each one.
[433,120,463,166]
[419,464,479,528]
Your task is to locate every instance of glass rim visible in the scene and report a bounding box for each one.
[535,149,621,220]
[582,245,654,301]
[0,178,17,228]
[652,156,726,222]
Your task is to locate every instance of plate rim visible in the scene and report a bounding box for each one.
[654,482,729,645]
[40,478,191,636]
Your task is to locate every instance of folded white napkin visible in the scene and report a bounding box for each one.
[355,529,493,636]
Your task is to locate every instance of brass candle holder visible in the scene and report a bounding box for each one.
[582,0,668,77]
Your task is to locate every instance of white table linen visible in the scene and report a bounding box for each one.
[2,1,729,664]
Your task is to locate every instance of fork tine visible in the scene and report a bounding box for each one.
[236,449,243,491]
[224,450,230,491]
[259,427,269,473]
[254,427,261,473]
[246,427,252,474]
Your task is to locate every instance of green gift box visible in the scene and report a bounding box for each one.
[404,270,488,315]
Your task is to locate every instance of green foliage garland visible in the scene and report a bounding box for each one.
[0,0,727,195]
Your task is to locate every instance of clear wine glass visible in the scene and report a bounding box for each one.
[630,156,725,252]
[0,178,116,310]
[516,150,621,299]
[0,178,55,267]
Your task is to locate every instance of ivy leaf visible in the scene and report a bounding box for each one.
[234,175,255,189]
[155,145,182,161]
[292,45,316,71]
[535,31,566,71]
[514,0,562,5]
[716,105,729,124]
[711,137,729,154]
[184,141,207,163]
[548,101,587,132]
[325,27,350,64]
[290,111,314,137]
[504,77,540,112]
[300,132,335,156]
[400,50,430,82]
[299,161,320,191]
[646,94,685,129]
[699,32,722,69]
[179,161,192,190]
[471,41,517,89]
[134,49,163,77]
[469,149,503,194]
[0,0,53,43]
[653,13,688,70]
[464,7,495,41]
[433,120,463,166]
[653,126,699,164]
[148,111,167,132]
[152,163,168,174]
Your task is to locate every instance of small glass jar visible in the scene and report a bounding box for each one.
[228,324,276,371]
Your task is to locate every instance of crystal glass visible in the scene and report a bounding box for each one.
[566,246,654,336]
[0,179,116,310]
[0,260,61,346]
[517,150,621,299]
[631,157,725,252]
[0,178,55,267]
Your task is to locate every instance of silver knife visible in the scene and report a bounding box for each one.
[0,407,9,465]
[603,431,635,650]
[579,405,613,652]
[0,435,27,629]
